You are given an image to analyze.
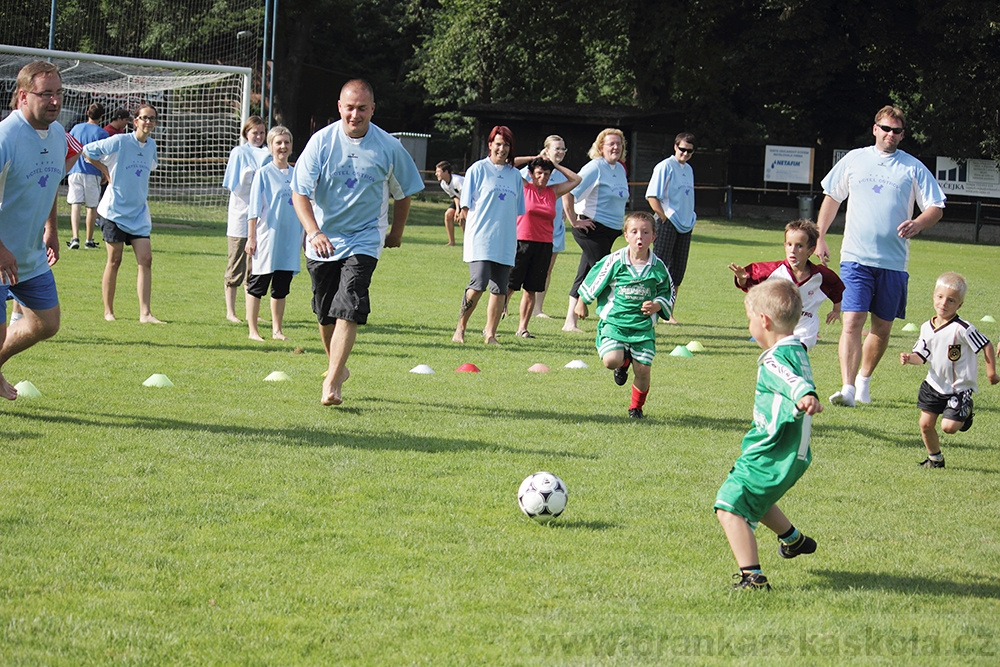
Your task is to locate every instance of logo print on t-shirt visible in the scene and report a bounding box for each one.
[948,344,961,362]
[346,177,358,189]
[135,169,143,177]
[498,193,507,200]
[872,185,883,194]
[38,175,50,187]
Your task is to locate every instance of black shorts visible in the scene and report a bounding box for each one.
[653,220,691,287]
[917,381,973,421]
[102,218,147,245]
[508,240,553,293]
[467,261,510,295]
[247,270,294,299]
[307,255,377,326]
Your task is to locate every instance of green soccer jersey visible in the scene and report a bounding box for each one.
[578,248,675,343]
[715,335,817,523]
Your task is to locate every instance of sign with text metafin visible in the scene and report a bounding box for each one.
[764,145,814,184]
[936,157,1000,199]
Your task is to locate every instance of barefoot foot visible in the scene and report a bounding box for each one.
[561,325,583,333]
[140,315,164,324]
[248,332,264,341]
[321,366,350,406]
[452,328,466,344]
[0,372,17,401]
[226,314,241,323]
[272,332,288,341]
[105,313,116,322]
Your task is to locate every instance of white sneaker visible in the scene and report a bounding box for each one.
[830,390,856,407]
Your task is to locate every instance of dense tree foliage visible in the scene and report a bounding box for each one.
[4,0,998,160]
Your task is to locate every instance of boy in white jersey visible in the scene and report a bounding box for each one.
[575,212,675,419]
[729,220,844,349]
[715,280,822,591]
[900,273,998,468]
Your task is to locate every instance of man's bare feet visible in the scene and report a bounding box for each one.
[485,335,500,345]
[249,332,264,341]
[666,316,679,324]
[0,373,18,401]
[140,315,165,324]
[452,328,465,344]
[445,242,455,246]
[105,313,116,321]
[272,332,288,340]
[226,314,241,323]
[534,312,551,319]
[561,324,583,333]
[321,366,350,406]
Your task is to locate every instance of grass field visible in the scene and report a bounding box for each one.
[2,201,999,665]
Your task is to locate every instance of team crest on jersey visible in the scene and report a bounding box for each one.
[948,344,962,362]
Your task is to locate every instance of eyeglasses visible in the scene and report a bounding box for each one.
[875,124,903,135]
[136,116,158,123]
[27,89,65,100]
[676,146,695,154]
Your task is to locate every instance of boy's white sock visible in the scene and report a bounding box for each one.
[856,375,872,403]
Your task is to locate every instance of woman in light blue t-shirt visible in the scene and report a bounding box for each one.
[84,104,161,324]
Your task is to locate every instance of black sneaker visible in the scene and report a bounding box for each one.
[628,408,644,419]
[67,237,80,250]
[614,350,631,386]
[778,534,817,559]
[84,240,100,249]
[960,411,974,432]
[732,572,771,591]
[919,457,945,469]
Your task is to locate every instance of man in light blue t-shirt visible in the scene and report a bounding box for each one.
[0,61,66,401]
[816,105,946,408]
[292,79,423,407]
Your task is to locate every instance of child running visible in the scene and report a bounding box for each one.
[729,219,844,350]
[715,280,822,591]
[900,272,998,468]
[574,211,675,419]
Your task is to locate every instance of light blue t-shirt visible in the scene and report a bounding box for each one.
[571,158,629,230]
[68,122,109,176]
[520,166,567,252]
[84,133,158,236]
[223,142,271,236]
[645,155,696,233]
[248,162,302,275]
[822,146,946,272]
[0,110,66,282]
[291,121,424,261]
[460,157,525,266]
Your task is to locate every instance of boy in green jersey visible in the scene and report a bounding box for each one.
[715,280,822,590]
[575,212,675,419]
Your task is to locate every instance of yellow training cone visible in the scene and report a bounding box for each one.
[142,374,174,388]
[13,380,42,398]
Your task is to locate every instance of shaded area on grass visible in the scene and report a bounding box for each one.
[808,569,1000,599]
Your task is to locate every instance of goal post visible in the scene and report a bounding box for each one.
[0,44,252,223]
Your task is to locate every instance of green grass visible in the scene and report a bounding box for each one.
[2,201,999,665]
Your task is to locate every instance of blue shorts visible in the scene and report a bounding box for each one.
[1,270,60,319]
[840,262,908,321]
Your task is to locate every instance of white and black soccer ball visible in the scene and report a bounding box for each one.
[517,472,568,522]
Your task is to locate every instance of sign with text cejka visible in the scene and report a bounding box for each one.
[764,145,814,184]
[936,157,1000,199]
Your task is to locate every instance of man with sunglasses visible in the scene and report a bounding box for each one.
[816,105,946,408]
[646,132,696,323]
[0,61,66,400]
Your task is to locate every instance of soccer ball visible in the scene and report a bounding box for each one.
[517,472,568,522]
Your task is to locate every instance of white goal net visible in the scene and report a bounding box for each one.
[1,44,251,224]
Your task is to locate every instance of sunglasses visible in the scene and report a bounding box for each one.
[676,146,695,154]
[875,124,903,135]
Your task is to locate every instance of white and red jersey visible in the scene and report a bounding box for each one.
[736,260,845,349]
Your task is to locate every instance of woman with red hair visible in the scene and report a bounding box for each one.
[452,126,525,345]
